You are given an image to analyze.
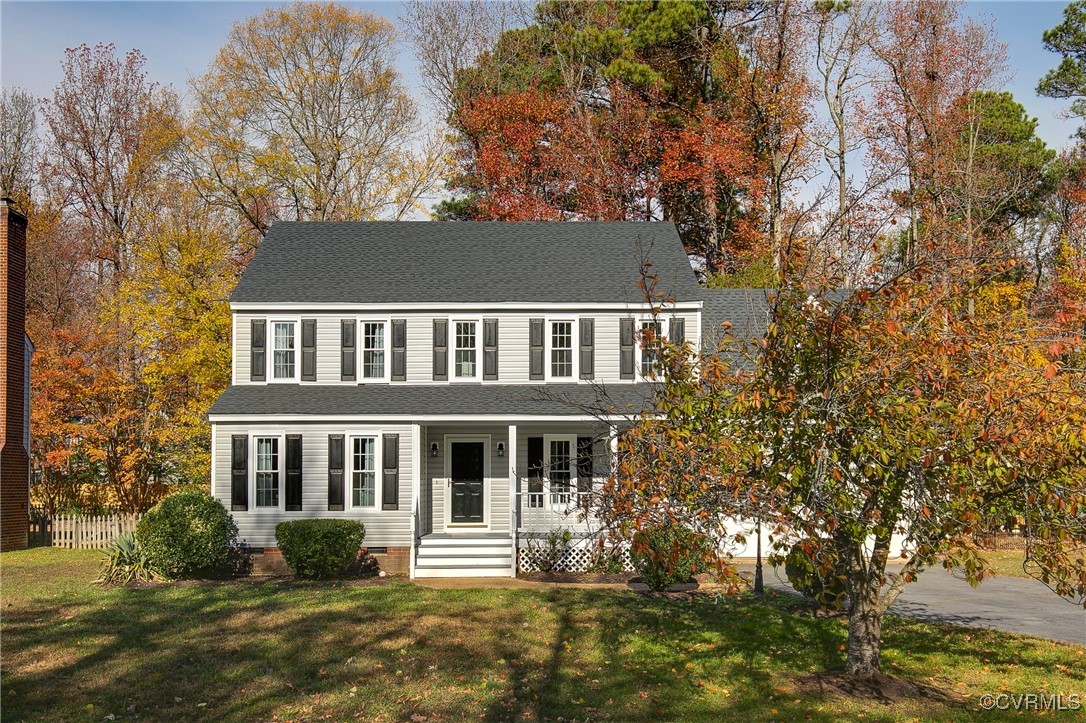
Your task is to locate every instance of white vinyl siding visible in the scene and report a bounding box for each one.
[231,310,700,385]
[212,422,414,547]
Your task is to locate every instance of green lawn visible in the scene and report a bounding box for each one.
[979,548,1033,580]
[1,549,1083,721]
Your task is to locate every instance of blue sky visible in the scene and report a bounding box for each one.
[1,1,1080,150]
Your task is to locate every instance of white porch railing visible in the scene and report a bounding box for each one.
[515,478,595,534]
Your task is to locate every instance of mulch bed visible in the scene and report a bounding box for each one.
[520,571,636,584]
[794,670,963,704]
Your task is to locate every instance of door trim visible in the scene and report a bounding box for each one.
[443,434,491,530]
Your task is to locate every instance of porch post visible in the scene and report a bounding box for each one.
[609,424,619,474]
[508,424,517,577]
[409,423,421,580]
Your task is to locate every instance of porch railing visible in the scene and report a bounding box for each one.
[515,478,595,534]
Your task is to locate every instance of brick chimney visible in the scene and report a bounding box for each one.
[1,197,29,551]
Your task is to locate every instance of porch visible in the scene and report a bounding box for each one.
[410,422,616,578]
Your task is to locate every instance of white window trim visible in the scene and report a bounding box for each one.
[442,433,492,530]
[636,316,669,382]
[357,318,391,383]
[250,432,286,512]
[545,316,578,382]
[346,430,384,511]
[543,434,579,511]
[267,316,301,383]
[450,317,483,381]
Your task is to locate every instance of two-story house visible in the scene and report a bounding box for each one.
[208,221,764,577]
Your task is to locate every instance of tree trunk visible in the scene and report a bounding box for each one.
[846,578,883,675]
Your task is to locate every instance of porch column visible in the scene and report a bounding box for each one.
[409,423,421,580]
[508,424,517,577]
[609,424,619,477]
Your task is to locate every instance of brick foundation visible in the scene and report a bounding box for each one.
[248,546,410,576]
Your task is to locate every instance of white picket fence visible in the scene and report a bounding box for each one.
[49,514,141,550]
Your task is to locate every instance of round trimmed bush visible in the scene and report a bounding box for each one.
[275,519,366,579]
[631,524,714,591]
[784,540,848,610]
[136,489,239,578]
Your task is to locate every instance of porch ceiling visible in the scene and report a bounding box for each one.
[209,383,653,419]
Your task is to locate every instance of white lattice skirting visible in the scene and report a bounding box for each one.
[517,541,633,573]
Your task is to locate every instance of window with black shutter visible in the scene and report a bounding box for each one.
[529,319,544,380]
[382,434,400,510]
[391,319,407,381]
[579,318,595,380]
[483,318,499,380]
[433,319,448,381]
[301,319,317,381]
[328,434,345,510]
[527,437,544,508]
[285,434,303,510]
[250,320,266,382]
[231,434,248,510]
[619,318,635,379]
[341,320,356,382]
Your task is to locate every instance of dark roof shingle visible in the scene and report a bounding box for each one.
[208,383,655,418]
[231,221,701,305]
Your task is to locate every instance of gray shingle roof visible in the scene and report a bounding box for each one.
[231,221,701,305]
[208,383,655,418]
[700,289,771,348]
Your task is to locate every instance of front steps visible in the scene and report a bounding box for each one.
[413,532,514,578]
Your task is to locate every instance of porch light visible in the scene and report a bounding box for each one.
[430,442,439,457]
[497,442,505,457]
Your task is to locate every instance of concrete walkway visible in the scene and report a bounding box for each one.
[752,565,1086,646]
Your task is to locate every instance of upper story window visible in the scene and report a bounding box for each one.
[362,322,386,380]
[351,436,377,508]
[254,436,281,508]
[550,321,574,378]
[639,320,664,379]
[454,321,477,379]
[272,322,296,379]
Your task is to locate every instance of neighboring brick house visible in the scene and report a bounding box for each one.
[1,198,30,552]
[208,221,768,577]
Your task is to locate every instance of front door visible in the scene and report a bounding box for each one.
[450,442,485,524]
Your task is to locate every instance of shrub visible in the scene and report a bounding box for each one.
[784,540,848,610]
[523,528,573,573]
[275,519,366,579]
[136,489,239,578]
[95,531,158,585]
[631,525,713,591]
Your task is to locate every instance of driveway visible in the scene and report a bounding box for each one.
[747,564,1085,645]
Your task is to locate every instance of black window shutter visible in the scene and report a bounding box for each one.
[391,319,407,381]
[670,317,685,346]
[433,319,448,381]
[529,318,544,380]
[382,434,400,510]
[250,320,266,382]
[301,319,317,381]
[619,318,635,379]
[577,437,594,494]
[341,320,356,382]
[285,434,303,510]
[328,434,345,511]
[579,318,594,380]
[483,318,499,380]
[231,434,248,511]
[527,436,544,495]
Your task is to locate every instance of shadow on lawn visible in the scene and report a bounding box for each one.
[5,578,1074,722]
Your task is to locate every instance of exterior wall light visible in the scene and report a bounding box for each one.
[430,442,439,457]
[496,442,505,457]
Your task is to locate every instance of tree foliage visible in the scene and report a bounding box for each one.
[187,2,445,235]
[1038,0,1086,136]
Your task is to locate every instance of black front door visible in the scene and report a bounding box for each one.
[450,442,485,524]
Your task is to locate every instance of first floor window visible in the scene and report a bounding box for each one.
[273,321,296,379]
[550,321,573,378]
[640,320,663,378]
[255,437,280,507]
[455,321,477,378]
[548,438,573,506]
[352,437,377,507]
[362,322,385,379]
